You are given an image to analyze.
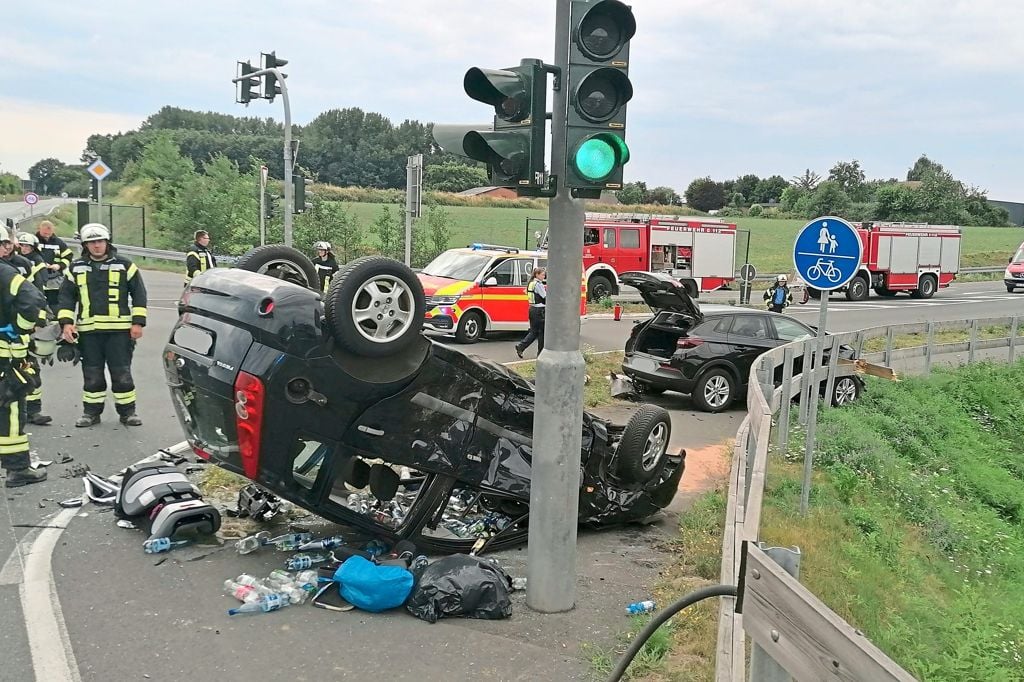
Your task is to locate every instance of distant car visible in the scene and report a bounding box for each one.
[1005,242,1024,293]
[620,271,863,413]
[164,246,685,553]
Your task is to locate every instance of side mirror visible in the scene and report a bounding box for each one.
[1010,256,1014,264]
[482,276,498,286]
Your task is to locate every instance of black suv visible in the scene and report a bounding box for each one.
[620,271,863,412]
[164,247,685,552]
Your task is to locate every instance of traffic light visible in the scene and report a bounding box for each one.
[565,0,635,198]
[236,61,261,104]
[261,52,288,102]
[90,177,99,202]
[264,192,276,220]
[433,58,548,195]
[293,174,312,214]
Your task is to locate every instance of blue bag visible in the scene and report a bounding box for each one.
[334,555,414,613]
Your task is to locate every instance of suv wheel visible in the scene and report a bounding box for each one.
[454,311,484,344]
[831,377,861,406]
[616,404,672,484]
[693,368,735,413]
[235,245,319,289]
[325,256,425,357]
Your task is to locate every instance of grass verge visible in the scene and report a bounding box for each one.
[512,349,625,409]
[862,324,1024,353]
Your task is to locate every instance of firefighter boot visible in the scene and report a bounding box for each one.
[4,467,47,488]
[120,412,143,427]
[28,412,52,426]
[76,414,101,428]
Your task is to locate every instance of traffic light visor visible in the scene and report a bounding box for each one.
[575,67,632,123]
[464,68,530,122]
[572,133,629,182]
[464,131,527,176]
[576,0,636,61]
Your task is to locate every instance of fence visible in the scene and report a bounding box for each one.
[716,315,1023,681]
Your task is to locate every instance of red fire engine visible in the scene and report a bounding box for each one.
[543,213,738,301]
[807,222,962,300]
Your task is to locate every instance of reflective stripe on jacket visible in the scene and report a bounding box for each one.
[57,252,148,333]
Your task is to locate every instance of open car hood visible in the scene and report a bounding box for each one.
[619,271,703,321]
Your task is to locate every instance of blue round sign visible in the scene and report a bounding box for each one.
[792,216,863,291]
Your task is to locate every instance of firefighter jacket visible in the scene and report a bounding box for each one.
[22,250,48,290]
[57,249,148,333]
[185,242,216,283]
[0,261,48,361]
[3,255,48,357]
[36,233,73,274]
[312,254,339,292]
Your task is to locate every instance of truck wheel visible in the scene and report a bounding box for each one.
[454,311,484,344]
[845,275,869,301]
[807,287,822,300]
[692,368,735,413]
[235,245,319,290]
[616,405,672,484]
[910,274,937,299]
[588,274,614,302]
[325,256,425,357]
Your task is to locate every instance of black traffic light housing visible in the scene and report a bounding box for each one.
[261,52,288,102]
[565,0,635,199]
[293,174,312,214]
[236,61,261,104]
[433,58,551,196]
[89,177,99,202]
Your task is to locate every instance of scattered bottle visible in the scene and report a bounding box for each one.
[362,540,388,557]
[511,577,528,592]
[626,600,656,615]
[143,537,189,554]
[227,592,287,616]
[235,573,263,588]
[235,530,272,555]
[223,580,264,603]
[278,583,309,605]
[297,534,345,551]
[285,553,330,571]
[270,533,314,552]
[411,555,429,571]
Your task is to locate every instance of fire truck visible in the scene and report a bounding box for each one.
[807,222,962,301]
[542,213,738,301]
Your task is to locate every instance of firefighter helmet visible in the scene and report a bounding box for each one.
[315,241,332,251]
[80,223,111,243]
[18,233,38,247]
[777,274,788,283]
[0,226,10,243]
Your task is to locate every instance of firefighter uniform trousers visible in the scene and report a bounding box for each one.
[80,332,136,417]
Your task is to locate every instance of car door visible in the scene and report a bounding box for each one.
[768,315,816,379]
[618,227,646,271]
[725,314,779,384]
[479,257,521,327]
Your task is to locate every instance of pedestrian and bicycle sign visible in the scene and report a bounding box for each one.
[793,216,862,291]
[23,192,39,206]
[87,159,112,181]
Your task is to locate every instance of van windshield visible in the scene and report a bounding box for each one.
[1014,245,1024,264]
[421,252,492,281]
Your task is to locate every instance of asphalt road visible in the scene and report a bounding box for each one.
[1,270,1021,681]
[0,198,71,226]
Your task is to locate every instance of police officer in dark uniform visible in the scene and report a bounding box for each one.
[185,230,216,285]
[311,241,339,292]
[515,267,547,359]
[35,220,73,309]
[57,223,148,428]
[0,226,50,487]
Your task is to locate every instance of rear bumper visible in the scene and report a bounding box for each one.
[622,353,695,393]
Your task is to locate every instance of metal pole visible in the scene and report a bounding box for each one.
[749,545,801,682]
[527,0,586,614]
[801,293,829,515]
[97,179,103,230]
[259,188,267,246]
[405,156,414,266]
[141,206,146,248]
[109,203,114,240]
[279,69,294,247]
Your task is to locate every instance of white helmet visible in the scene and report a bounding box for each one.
[0,226,10,243]
[315,241,331,251]
[18,233,38,247]
[778,274,788,283]
[80,223,111,243]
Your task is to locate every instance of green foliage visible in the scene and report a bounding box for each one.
[294,196,365,264]
[752,175,789,204]
[371,205,403,260]
[684,176,726,212]
[779,186,804,211]
[423,161,488,193]
[748,203,763,217]
[646,186,681,206]
[906,154,944,181]
[790,168,822,190]
[729,191,745,207]
[615,181,647,205]
[828,159,866,199]
[420,204,453,265]
[27,158,66,194]
[0,173,21,195]
[733,174,760,204]
[804,180,851,217]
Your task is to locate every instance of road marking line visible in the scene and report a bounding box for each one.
[20,507,81,682]
[0,534,37,586]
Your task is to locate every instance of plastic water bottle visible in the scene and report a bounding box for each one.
[143,537,189,554]
[223,580,263,603]
[297,534,345,551]
[285,553,329,571]
[235,573,263,588]
[265,569,295,586]
[626,600,656,615]
[270,533,314,552]
[411,555,429,571]
[235,531,271,555]
[362,540,388,557]
[293,570,319,593]
[511,577,528,592]
[278,583,309,605]
[227,592,287,616]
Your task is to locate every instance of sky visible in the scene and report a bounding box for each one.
[3,0,1024,199]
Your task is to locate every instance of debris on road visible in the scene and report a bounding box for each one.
[406,554,513,623]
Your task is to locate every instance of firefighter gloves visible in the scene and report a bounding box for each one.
[57,341,81,366]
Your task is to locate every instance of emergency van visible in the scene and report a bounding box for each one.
[419,244,586,344]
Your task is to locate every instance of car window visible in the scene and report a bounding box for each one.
[693,316,732,336]
[620,229,641,249]
[514,259,535,285]
[484,258,516,286]
[730,315,770,339]
[603,228,616,249]
[772,316,814,342]
[584,228,600,246]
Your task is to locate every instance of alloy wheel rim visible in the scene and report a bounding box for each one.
[641,422,668,470]
[351,275,415,344]
[705,375,730,408]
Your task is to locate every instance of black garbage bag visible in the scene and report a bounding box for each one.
[406,555,512,623]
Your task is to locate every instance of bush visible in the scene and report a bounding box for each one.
[748,204,763,217]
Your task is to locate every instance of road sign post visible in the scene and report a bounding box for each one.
[405,154,422,266]
[739,262,756,304]
[87,158,113,228]
[259,165,268,246]
[792,216,863,514]
[24,192,38,217]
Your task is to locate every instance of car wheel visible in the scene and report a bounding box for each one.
[693,368,735,413]
[588,274,614,302]
[910,274,937,299]
[831,376,861,406]
[454,311,484,344]
[235,245,319,289]
[807,287,822,300]
[1007,284,1016,293]
[616,404,672,485]
[325,256,425,357]
[845,275,869,301]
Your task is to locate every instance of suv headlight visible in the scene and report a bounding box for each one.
[430,295,461,306]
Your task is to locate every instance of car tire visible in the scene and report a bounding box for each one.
[588,274,614,302]
[845,275,869,301]
[831,376,862,406]
[692,367,735,413]
[807,287,822,300]
[325,256,425,358]
[454,311,484,344]
[1007,284,1016,293]
[235,244,319,289]
[616,404,672,485]
[910,274,937,299]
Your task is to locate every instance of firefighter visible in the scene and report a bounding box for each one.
[35,220,73,309]
[57,224,148,428]
[311,241,339,292]
[17,233,49,290]
[3,234,52,425]
[185,230,216,285]
[515,267,547,359]
[0,226,50,487]
[763,274,793,313]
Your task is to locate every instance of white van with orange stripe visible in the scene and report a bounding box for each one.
[419,244,586,343]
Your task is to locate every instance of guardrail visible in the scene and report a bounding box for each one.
[716,315,1022,681]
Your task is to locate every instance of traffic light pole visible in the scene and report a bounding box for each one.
[526,0,587,614]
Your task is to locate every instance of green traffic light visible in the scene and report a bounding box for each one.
[573,134,630,181]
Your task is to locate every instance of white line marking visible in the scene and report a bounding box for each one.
[0,533,36,585]
[20,507,81,682]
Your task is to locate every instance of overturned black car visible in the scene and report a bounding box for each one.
[165,246,684,552]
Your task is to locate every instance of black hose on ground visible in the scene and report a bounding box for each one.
[605,584,738,682]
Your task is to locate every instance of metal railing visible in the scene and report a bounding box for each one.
[716,315,1022,681]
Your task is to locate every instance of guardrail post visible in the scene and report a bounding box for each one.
[748,544,802,682]
[924,321,934,375]
[757,361,773,413]
[854,330,865,359]
[141,206,147,248]
[1011,316,1019,364]
[968,318,979,364]
[823,338,840,411]
[884,327,894,367]
[798,340,813,426]
[777,347,795,454]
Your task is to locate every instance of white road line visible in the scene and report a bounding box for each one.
[19,507,81,682]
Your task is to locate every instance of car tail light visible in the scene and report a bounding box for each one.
[257,298,275,316]
[677,336,705,350]
[192,445,212,461]
[233,371,265,479]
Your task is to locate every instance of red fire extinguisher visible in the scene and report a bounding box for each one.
[613,303,622,321]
